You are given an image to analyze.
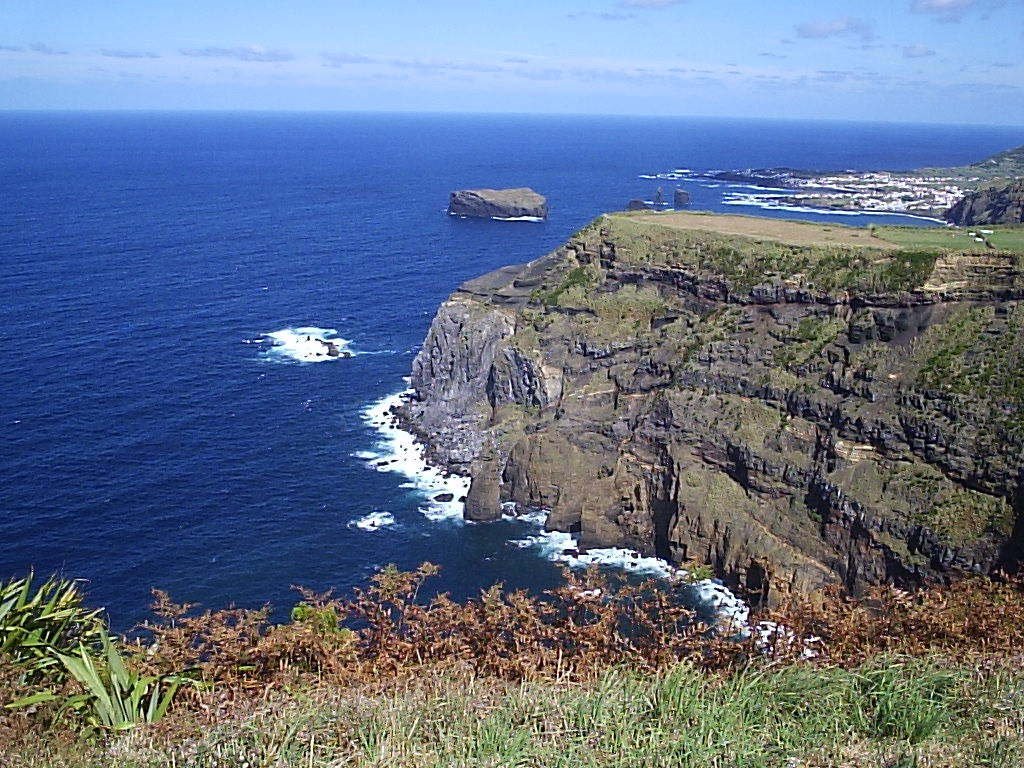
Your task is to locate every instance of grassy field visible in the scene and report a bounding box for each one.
[7,659,1022,768]
[875,225,1024,253]
[590,215,939,294]
[614,210,1024,254]
[619,211,890,249]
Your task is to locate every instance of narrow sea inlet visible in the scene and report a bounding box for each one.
[2,112,1022,628]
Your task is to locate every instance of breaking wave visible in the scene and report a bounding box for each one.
[259,327,353,363]
[359,389,469,522]
[359,389,749,626]
[507,510,749,626]
[348,511,397,531]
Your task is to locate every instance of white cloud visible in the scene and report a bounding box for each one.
[795,17,875,42]
[903,44,937,57]
[910,0,978,19]
[620,0,685,7]
[180,46,293,63]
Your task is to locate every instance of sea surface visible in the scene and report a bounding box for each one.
[2,112,1021,629]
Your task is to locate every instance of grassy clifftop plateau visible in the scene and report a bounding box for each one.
[407,211,1024,604]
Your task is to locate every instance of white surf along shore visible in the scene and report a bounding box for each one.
[359,390,470,523]
[358,387,750,628]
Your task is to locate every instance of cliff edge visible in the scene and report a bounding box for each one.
[404,211,1024,603]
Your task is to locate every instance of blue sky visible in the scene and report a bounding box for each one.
[1,0,1022,123]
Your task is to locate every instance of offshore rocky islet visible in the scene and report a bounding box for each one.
[401,210,1024,604]
[447,187,549,220]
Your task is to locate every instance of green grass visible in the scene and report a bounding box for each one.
[773,315,846,370]
[915,489,1016,543]
[875,225,1024,254]
[534,266,598,306]
[592,217,940,294]
[9,658,1021,768]
[986,228,1024,252]
[915,305,1024,408]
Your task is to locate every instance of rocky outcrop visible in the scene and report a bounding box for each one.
[404,213,1024,604]
[947,179,1024,225]
[448,188,548,220]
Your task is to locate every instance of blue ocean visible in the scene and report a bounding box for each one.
[2,112,1021,629]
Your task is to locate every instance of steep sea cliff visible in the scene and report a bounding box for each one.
[403,211,1024,604]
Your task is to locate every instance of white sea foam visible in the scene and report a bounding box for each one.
[262,327,353,363]
[448,212,543,223]
[641,172,689,181]
[506,508,749,626]
[722,194,868,217]
[721,193,946,223]
[360,390,469,522]
[349,511,397,531]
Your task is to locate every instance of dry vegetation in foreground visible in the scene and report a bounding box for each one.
[2,565,1024,767]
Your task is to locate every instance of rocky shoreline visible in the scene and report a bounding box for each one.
[376,389,752,625]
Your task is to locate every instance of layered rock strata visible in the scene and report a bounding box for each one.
[403,212,1024,603]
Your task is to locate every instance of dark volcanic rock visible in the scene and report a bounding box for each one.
[673,189,690,208]
[627,199,651,211]
[448,188,548,220]
[403,212,1024,604]
[946,179,1024,225]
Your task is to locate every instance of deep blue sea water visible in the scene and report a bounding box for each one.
[2,112,1021,629]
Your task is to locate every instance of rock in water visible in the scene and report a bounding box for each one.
[674,188,690,209]
[946,179,1024,225]
[447,188,548,220]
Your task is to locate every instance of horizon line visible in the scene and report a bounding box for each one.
[1,107,1022,131]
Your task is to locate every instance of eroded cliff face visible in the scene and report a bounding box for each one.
[947,179,1024,226]
[402,212,1024,603]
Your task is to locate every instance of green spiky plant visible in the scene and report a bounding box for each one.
[2,573,187,733]
[0,572,105,684]
[55,634,184,732]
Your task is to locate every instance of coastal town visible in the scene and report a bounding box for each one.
[721,169,973,218]
[643,167,975,219]
[643,144,1024,221]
